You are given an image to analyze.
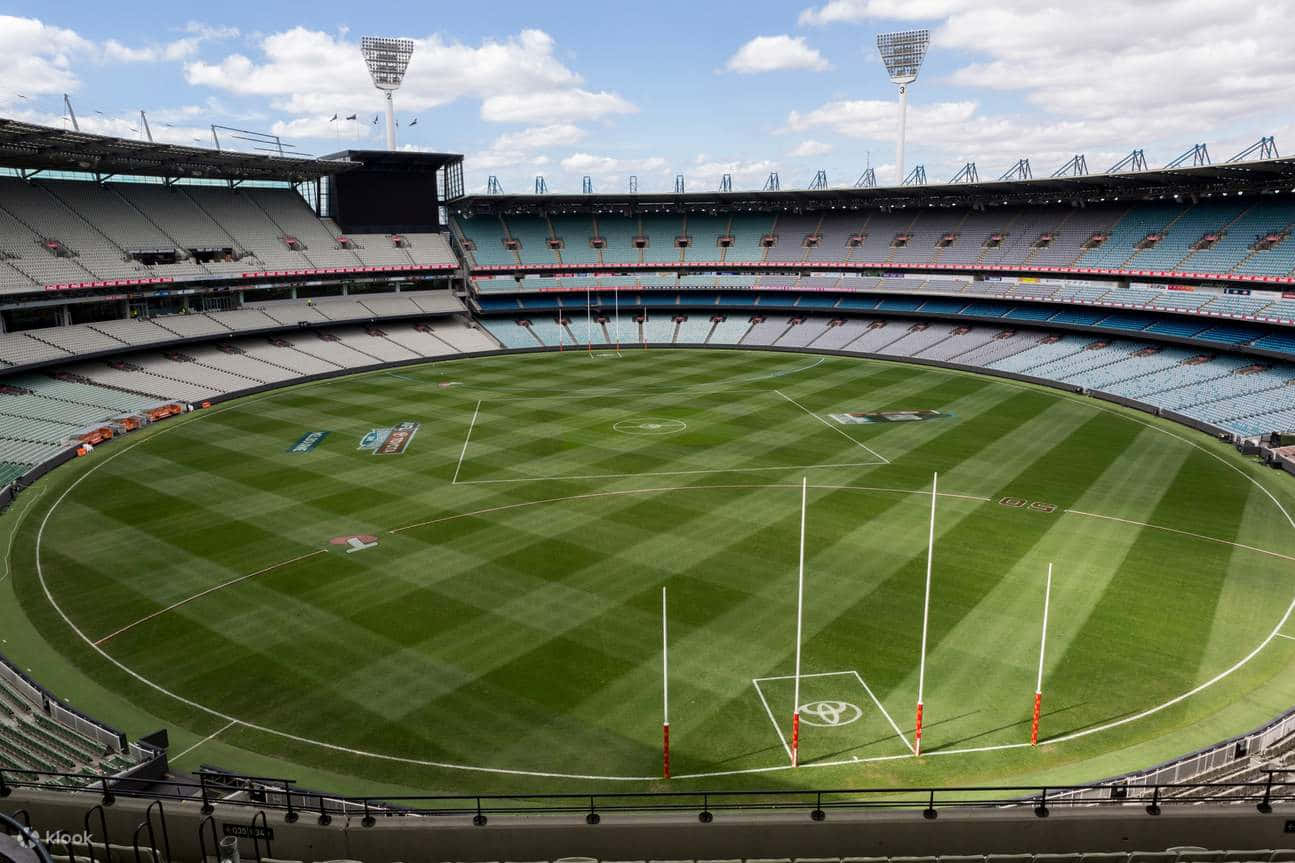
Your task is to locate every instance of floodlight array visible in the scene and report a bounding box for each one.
[876,30,930,83]
[361,36,415,91]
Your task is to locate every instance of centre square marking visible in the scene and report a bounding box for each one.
[752,670,915,761]
[453,391,890,485]
[612,417,688,436]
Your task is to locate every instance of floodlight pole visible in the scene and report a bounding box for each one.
[877,30,930,185]
[384,92,396,153]
[896,83,910,185]
[362,37,415,152]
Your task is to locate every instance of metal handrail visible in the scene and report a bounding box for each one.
[2,767,1293,821]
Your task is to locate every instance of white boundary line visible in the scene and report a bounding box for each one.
[169,719,239,763]
[20,352,1295,781]
[1064,509,1295,563]
[1276,633,1295,641]
[450,399,481,485]
[0,486,43,587]
[93,550,328,646]
[752,678,792,760]
[773,389,891,464]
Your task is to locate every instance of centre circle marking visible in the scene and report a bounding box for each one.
[799,701,863,727]
[612,417,687,436]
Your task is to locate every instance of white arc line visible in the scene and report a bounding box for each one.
[773,389,891,464]
[451,399,481,485]
[170,719,239,762]
[94,550,327,645]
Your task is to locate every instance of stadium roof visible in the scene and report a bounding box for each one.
[454,156,1295,214]
[0,118,361,182]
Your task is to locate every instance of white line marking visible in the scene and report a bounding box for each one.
[390,483,988,535]
[169,719,238,763]
[94,550,328,646]
[1275,633,1295,641]
[1064,509,1295,563]
[773,389,891,464]
[0,486,44,587]
[454,461,887,486]
[853,670,916,755]
[450,399,481,485]
[752,678,793,759]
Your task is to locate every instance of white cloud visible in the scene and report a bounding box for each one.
[103,37,202,63]
[185,27,635,124]
[687,156,780,191]
[469,123,587,171]
[561,152,668,175]
[725,35,830,74]
[787,139,833,157]
[0,16,92,101]
[480,89,635,123]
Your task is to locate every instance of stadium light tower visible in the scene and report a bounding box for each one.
[361,36,415,151]
[876,29,930,184]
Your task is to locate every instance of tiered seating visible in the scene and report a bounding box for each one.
[741,316,792,345]
[674,314,713,343]
[638,215,684,265]
[0,177,141,280]
[245,189,363,269]
[549,215,599,266]
[401,233,457,267]
[502,215,558,267]
[724,214,776,263]
[708,314,752,343]
[179,187,314,270]
[594,215,638,265]
[1123,202,1248,270]
[480,320,538,349]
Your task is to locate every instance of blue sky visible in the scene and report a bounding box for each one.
[2,0,1293,193]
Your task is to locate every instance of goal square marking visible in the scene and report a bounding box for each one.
[752,669,914,761]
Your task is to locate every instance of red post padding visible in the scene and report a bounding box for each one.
[791,712,800,767]
[663,723,670,779]
[1030,692,1042,746]
[915,702,924,756]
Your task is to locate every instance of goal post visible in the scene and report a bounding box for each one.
[662,585,670,778]
[791,476,807,767]
[1031,562,1053,746]
[915,471,937,756]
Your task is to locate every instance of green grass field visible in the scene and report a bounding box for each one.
[6,348,1295,797]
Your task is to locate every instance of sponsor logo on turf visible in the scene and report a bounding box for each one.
[375,421,421,455]
[798,700,863,727]
[829,409,952,425]
[329,534,379,553]
[358,428,391,451]
[288,431,329,454]
[999,497,1056,513]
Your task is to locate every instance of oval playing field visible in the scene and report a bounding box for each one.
[10,348,1295,795]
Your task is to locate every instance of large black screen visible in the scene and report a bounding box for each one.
[330,168,440,234]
